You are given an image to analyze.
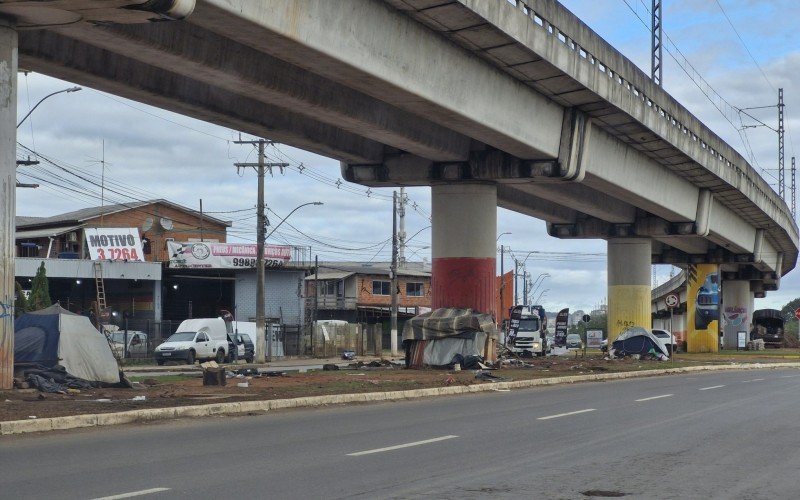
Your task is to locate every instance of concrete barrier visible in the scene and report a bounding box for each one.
[2,362,799,436]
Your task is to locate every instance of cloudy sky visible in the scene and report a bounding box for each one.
[14,0,799,313]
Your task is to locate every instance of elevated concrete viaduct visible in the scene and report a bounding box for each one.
[0,0,798,386]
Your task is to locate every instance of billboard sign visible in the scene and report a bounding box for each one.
[586,329,603,349]
[167,241,292,269]
[84,228,145,262]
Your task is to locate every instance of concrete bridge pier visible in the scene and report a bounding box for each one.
[608,238,652,342]
[721,280,754,349]
[0,18,17,390]
[431,183,496,317]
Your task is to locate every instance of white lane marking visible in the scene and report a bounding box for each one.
[635,394,673,402]
[347,435,458,456]
[537,409,596,420]
[780,374,800,378]
[92,488,171,500]
[699,385,725,391]
[742,378,765,383]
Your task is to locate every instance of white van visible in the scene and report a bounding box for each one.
[154,318,230,365]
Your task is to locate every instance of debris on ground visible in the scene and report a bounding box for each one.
[322,364,340,371]
[201,361,226,386]
[474,371,510,382]
[341,350,356,360]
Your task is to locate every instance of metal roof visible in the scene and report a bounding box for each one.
[15,199,232,228]
[15,224,84,240]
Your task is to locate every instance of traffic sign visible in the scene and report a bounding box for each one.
[582,314,591,323]
[665,293,679,308]
[794,307,800,321]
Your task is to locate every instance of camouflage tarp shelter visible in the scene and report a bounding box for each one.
[402,308,498,367]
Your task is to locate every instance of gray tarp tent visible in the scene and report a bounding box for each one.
[610,326,670,360]
[15,304,121,384]
[403,308,498,367]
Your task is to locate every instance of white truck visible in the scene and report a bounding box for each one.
[507,305,547,357]
[153,318,231,365]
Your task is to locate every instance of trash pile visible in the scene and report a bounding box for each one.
[14,364,131,394]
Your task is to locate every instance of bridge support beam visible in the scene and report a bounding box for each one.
[431,183,496,316]
[721,280,753,349]
[0,19,17,390]
[608,239,652,343]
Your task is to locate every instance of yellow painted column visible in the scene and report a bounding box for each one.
[607,239,651,343]
[686,264,720,353]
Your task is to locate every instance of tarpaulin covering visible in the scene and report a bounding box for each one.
[403,308,497,367]
[610,326,670,359]
[402,308,498,341]
[15,304,121,384]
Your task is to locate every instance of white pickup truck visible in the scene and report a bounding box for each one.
[153,318,230,365]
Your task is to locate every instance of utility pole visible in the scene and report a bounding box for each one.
[199,198,204,242]
[523,269,529,306]
[778,88,785,200]
[650,0,663,87]
[398,187,406,269]
[500,245,505,328]
[390,191,399,357]
[234,138,287,363]
[514,260,519,305]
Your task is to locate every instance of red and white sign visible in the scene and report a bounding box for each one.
[84,228,145,262]
[665,293,680,308]
[794,308,800,321]
[167,241,292,269]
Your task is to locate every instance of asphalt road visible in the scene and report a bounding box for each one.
[2,368,800,499]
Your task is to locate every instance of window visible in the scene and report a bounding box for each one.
[372,280,391,296]
[406,282,424,297]
[322,281,337,296]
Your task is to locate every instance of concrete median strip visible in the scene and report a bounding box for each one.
[3,362,800,436]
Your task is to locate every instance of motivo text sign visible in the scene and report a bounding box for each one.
[84,228,145,262]
[167,241,292,269]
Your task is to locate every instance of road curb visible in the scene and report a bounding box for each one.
[3,362,799,436]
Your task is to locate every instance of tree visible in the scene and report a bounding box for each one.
[780,298,800,321]
[29,262,52,311]
[13,281,28,318]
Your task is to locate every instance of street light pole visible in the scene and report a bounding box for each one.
[530,273,550,303]
[17,86,81,128]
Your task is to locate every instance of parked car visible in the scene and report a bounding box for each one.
[651,329,678,353]
[106,331,148,358]
[566,333,583,349]
[227,333,255,363]
[153,318,230,365]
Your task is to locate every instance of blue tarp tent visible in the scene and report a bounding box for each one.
[15,304,120,384]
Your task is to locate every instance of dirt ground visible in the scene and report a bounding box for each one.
[3,351,799,423]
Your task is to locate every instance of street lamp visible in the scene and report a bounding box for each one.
[534,288,549,304]
[258,201,322,363]
[265,202,324,240]
[17,86,82,128]
[530,273,550,301]
[496,232,511,242]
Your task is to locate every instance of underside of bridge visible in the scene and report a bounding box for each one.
[1,0,799,386]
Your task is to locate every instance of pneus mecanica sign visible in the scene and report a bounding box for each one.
[167,241,292,269]
[84,228,146,261]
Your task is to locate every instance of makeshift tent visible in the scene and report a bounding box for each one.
[15,304,121,384]
[610,326,670,360]
[402,308,498,367]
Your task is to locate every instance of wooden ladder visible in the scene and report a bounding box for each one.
[93,261,107,313]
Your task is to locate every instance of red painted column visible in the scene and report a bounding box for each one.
[431,183,497,316]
